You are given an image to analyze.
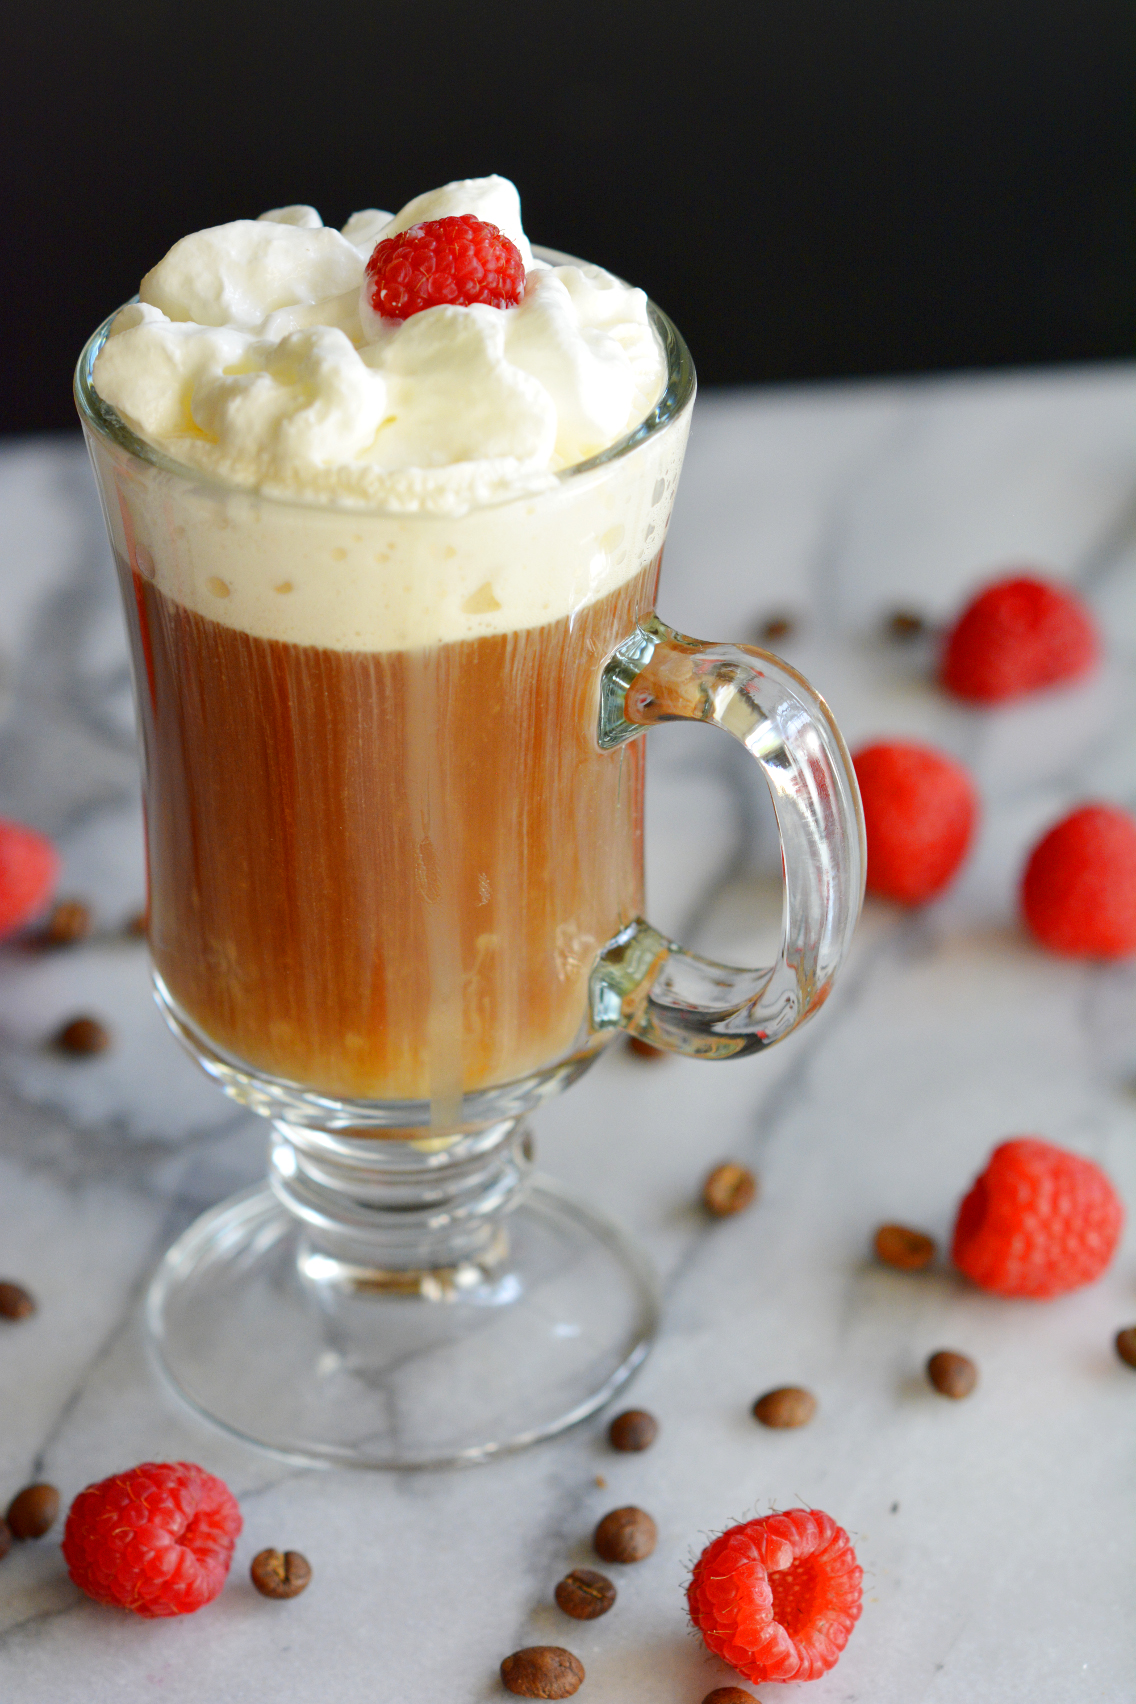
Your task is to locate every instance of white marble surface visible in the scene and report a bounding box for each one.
[0,364,1134,1702]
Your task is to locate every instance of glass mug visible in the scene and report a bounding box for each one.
[76,284,864,1467]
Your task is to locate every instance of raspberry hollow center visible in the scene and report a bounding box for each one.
[768,1555,826,1639]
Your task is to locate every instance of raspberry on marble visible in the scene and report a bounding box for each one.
[687,1509,862,1685]
[853,740,978,905]
[62,1462,241,1617]
[941,574,1098,703]
[0,818,58,937]
[952,1138,1123,1298]
[1021,803,1136,959]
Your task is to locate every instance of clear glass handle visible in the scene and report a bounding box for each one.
[592,614,866,1058]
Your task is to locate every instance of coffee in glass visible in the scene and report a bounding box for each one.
[77,179,864,1465]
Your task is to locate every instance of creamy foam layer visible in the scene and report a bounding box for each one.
[88,175,688,652]
[98,417,687,651]
[92,176,666,514]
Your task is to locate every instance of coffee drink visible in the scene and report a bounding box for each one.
[83,173,685,1119]
[129,558,656,1104]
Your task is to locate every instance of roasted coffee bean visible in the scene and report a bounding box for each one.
[927,1350,978,1400]
[124,910,148,937]
[249,1548,311,1598]
[54,1016,111,1055]
[500,1646,585,1698]
[608,1409,657,1452]
[753,1386,817,1429]
[0,1282,35,1321]
[702,1689,757,1704]
[0,1519,12,1562]
[874,1223,936,1271]
[593,1505,657,1564]
[703,1162,757,1217]
[1116,1326,1136,1369]
[759,615,794,644]
[554,1568,616,1620]
[626,1034,665,1060]
[886,609,926,640]
[7,1483,60,1539]
[41,900,92,946]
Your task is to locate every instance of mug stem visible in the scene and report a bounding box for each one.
[268,1117,529,1284]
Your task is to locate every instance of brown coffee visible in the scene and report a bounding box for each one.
[125,560,656,1107]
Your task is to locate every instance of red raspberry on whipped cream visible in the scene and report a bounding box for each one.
[91,175,665,509]
[363,216,525,322]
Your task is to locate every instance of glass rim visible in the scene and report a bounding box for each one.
[73,244,696,520]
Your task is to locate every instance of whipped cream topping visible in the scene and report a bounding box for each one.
[92,177,666,515]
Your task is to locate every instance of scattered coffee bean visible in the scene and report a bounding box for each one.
[500,1646,585,1698]
[1114,1326,1136,1369]
[759,614,795,644]
[608,1408,657,1452]
[703,1162,758,1217]
[554,1567,616,1620]
[753,1386,817,1429]
[54,1016,111,1056]
[0,1282,35,1321]
[593,1505,657,1564]
[0,1519,11,1562]
[249,1548,312,1599]
[874,1223,936,1271]
[124,910,148,937]
[7,1483,60,1539]
[626,1034,665,1060]
[886,609,927,640]
[41,899,91,946]
[703,1689,757,1704]
[927,1350,978,1400]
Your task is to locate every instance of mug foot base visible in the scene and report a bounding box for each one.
[146,1177,659,1468]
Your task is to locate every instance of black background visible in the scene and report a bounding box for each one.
[6,0,1133,431]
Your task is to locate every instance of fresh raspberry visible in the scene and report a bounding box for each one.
[1021,803,1136,958]
[0,818,58,937]
[941,574,1098,703]
[952,1138,1124,1298]
[687,1509,862,1686]
[853,741,978,905]
[364,215,525,321]
[62,1462,241,1617]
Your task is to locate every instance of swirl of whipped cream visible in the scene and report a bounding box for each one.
[92,177,665,515]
